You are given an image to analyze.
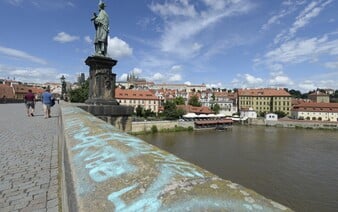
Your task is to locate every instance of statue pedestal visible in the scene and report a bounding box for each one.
[83,55,133,132]
[85,56,118,105]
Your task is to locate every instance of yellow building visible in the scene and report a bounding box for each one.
[238,88,292,116]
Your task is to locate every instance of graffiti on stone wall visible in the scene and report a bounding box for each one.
[64,107,282,211]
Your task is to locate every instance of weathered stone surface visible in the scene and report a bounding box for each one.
[77,104,133,132]
[0,103,60,212]
[60,105,293,211]
[85,56,118,105]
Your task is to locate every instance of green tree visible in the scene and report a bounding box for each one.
[259,111,266,117]
[162,101,185,120]
[174,96,185,105]
[331,90,338,103]
[211,93,216,101]
[274,111,287,118]
[188,95,201,107]
[334,90,338,98]
[151,125,158,133]
[289,89,302,99]
[211,103,221,114]
[136,105,143,117]
[144,109,155,118]
[69,80,89,103]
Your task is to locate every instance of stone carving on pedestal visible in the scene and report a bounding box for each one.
[85,56,118,105]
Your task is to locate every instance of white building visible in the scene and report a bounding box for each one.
[265,113,278,121]
[240,107,257,119]
[291,102,338,122]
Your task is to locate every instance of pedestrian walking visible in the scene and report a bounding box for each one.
[24,89,35,117]
[41,88,54,118]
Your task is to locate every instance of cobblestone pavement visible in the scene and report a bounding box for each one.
[0,102,60,212]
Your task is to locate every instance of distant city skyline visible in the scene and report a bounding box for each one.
[0,0,337,92]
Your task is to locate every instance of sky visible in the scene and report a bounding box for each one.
[0,0,337,92]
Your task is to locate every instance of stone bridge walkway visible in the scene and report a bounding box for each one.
[0,102,60,212]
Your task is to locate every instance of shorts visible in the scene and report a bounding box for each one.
[25,101,35,109]
[43,103,51,111]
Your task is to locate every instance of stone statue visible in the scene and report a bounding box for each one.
[92,1,109,56]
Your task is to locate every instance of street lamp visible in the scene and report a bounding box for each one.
[60,75,66,100]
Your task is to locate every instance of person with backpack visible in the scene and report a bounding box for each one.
[41,88,54,119]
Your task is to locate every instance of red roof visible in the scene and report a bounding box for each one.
[12,84,44,95]
[292,102,338,113]
[238,88,291,97]
[308,91,329,96]
[177,105,213,114]
[0,84,15,98]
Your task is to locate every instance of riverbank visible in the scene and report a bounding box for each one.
[131,120,194,134]
[131,117,337,136]
[130,125,194,135]
[249,117,338,130]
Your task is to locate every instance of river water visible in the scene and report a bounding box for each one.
[137,126,338,211]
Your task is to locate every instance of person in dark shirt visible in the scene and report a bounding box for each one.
[24,89,35,117]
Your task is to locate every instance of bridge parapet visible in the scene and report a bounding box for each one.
[60,105,292,211]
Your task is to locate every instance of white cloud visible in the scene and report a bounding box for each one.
[268,75,294,87]
[202,0,226,11]
[169,74,182,82]
[261,0,311,31]
[149,0,197,18]
[244,74,263,84]
[53,32,79,43]
[170,65,182,72]
[260,35,338,65]
[118,73,128,81]
[206,82,223,88]
[274,0,333,44]
[108,36,133,59]
[0,46,47,65]
[130,68,143,76]
[150,73,165,81]
[150,0,254,57]
[67,1,75,7]
[325,61,338,69]
[231,73,264,88]
[6,0,22,6]
[192,42,203,52]
[84,36,92,44]
[261,9,289,31]
[0,65,61,83]
[184,81,192,85]
[298,80,316,92]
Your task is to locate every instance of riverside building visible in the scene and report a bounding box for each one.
[237,88,292,116]
[115,88,160,114]
[291,102,338,122]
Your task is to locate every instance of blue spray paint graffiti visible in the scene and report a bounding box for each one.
[63,107,275,211]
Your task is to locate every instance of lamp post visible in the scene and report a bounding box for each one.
[60,75,66,100]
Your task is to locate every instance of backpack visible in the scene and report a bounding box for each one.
[51,98,55,107]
